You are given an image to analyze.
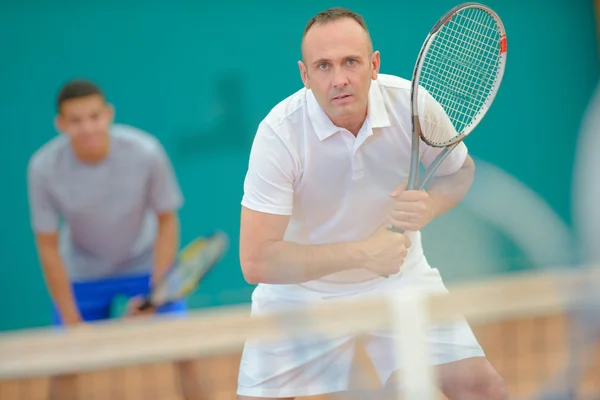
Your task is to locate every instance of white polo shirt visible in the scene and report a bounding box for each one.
[242,73,468,297]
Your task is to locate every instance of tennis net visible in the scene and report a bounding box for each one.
[1,266,599,400]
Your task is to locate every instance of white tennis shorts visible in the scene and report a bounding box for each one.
[236,265,485,398]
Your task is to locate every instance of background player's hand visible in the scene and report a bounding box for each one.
[124,295,155,317]
[63,319,94,330]
[388,183,435,231]
[361,224,411,276]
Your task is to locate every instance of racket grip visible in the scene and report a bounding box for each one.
[382,226,406,278]
[389,226,405,234]
[137,298,154,311]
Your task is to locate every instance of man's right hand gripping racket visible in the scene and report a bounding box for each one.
[138,231,229,311]
[391,2,508,234]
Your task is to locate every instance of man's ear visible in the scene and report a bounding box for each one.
[298,61,310,89]
[370,50,381,80]
[105,102,116,123]
[54,114,65,134]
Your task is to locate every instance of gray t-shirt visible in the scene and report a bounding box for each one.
[27,124,184,282]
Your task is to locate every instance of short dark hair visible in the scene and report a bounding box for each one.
[303,7,369,37]
[56,79,104,112]
[302,7,373,56]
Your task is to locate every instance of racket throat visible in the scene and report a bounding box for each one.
[407,117,422,191]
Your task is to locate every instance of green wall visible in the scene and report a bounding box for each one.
[1,0,598,331]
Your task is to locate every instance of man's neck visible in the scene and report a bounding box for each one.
[72,135,110,164]
[332,112,367,137]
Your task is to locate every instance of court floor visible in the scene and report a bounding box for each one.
[1,313,598,399]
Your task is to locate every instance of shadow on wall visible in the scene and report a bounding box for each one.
[572,80,600,265]
[422,157,575,283]
[174,75,253,158]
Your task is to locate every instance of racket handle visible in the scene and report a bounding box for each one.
[381,226,406,278]
[137,298,154,311]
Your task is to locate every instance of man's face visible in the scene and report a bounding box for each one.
[299,18,380,124]
[56,94,113,154]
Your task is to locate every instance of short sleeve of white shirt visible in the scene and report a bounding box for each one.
[241,122,297,216]
[417,88,468,177]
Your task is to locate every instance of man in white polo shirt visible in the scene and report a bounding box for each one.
[237,7,508,400]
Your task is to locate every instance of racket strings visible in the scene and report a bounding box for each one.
[418,7,502,145]
[437,10,500,95]
[152,234,228,304]
[427,9,499,118]
[426,15,498,125]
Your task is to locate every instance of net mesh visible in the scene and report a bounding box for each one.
[419,6,503,145]
[1,267,599,400]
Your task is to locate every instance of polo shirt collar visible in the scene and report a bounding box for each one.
[308,78,391,141]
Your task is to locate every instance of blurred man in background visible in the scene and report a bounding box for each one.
[26,79,203,400]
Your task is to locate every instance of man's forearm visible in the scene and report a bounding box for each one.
[39,249,81,325]
[151,213,179,287]
[427,157,475,217]
[247,240,365,284]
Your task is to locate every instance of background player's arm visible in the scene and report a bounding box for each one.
[35,233,82,325]
[147,139,184,288]
[27,161,81,325]
[151,211,179,287]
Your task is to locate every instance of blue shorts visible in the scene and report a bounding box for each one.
[52,273,186,325]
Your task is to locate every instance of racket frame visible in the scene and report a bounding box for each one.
[408,2,507,192]
[138,231,229,311]
[389,2,506,242]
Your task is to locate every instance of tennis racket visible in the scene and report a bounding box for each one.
[138,231,229,311]
[391,2,507,233]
